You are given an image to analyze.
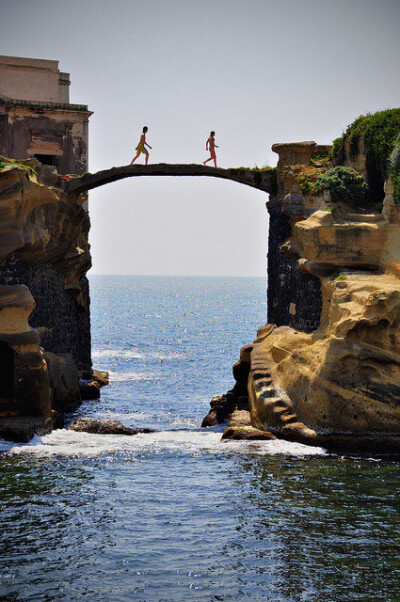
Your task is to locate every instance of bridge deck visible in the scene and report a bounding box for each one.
[65,163,273,195]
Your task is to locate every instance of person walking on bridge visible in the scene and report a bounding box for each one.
[130,126,152,165]
[203,131,218,167]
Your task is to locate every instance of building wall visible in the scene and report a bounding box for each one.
[0,105,90,174]
[0,55,68,103]
[0,55,91,175]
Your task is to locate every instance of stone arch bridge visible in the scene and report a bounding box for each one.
[65,163,274,195]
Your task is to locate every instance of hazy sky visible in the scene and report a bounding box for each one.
[1,0,400,276]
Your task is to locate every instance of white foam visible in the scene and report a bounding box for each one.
[107,371,155,383]
[92,349,142,360]
[0,428,327,459]
[93,349,186,360]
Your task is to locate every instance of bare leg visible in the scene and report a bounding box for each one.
[145,152,149,165]
[213,156,217,167]
[203,157,212,165]
[130,151,140,165]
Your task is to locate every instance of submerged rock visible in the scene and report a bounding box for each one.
[67,417,155,435]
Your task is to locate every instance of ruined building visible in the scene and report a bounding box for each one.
[0,55,92,173]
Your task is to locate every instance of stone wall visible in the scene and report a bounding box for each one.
[267,204,322,332]
[265,142,329,332]
[0,253,91,371]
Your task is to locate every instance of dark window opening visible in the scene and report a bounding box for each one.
[34,154,58,167]
[0,341,14,399]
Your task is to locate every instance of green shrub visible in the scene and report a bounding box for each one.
[390,134,400,171]
[331,137,344,161]
[349,131,360,160]
[332,109,400,177]
[316,166,369,206]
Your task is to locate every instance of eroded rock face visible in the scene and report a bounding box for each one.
[249,276,400,449]
[44,351,81,412]
[249,139,400,450]
[205,134,400,451]
[0,284,51,417]
[0,162,90,304]
[0,161,96,441]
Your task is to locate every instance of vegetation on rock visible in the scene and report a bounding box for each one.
[316,166,369,207]
[298,170,318,196]
[333,109,400,173]
[230,165,278,194]
[0,155,37,176]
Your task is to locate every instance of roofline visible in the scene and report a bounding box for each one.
[0,93,92,115]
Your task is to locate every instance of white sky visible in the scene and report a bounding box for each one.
[1,0,400,276]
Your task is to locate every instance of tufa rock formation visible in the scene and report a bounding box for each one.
[0,159,98,442]
[204,109,400,452]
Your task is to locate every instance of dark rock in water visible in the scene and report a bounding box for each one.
[0,415,54,443]
[67,417,155,435]
[202,348,252,427]
[201,387,249,427]
[79,379,101,400]
[79,370,109,400]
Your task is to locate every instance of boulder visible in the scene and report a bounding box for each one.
[67,417,155,435]
[222,426,275,441]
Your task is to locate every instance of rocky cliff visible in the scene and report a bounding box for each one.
[204,109,400,452]
[0,159,103,441]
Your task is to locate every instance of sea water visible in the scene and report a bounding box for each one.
[0,276,399,602]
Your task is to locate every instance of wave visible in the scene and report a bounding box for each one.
[92,349,186,360]
[107,371,155,382]
[0,428,327,459]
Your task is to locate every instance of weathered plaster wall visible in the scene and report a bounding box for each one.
[0,55,63,103]
[0,104,90,174]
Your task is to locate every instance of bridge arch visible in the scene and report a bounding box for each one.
[65,163,274,196]
[86,171,270,278]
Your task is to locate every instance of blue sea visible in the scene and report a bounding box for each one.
[1,276,400,601]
